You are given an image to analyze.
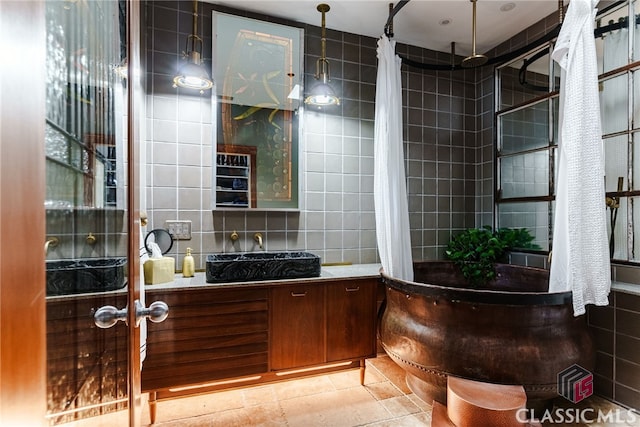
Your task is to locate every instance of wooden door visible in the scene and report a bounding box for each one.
[1,2,150,425]
[271,284,325,370]
[42,0,148,426]
[0,1,48,425]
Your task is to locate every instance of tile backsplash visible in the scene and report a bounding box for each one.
[143,1,489,270]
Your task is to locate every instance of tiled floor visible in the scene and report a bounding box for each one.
[58,354,638,427]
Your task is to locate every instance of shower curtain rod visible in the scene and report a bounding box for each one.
[384,0,628,72]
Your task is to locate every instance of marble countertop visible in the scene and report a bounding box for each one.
[145,263,383,291]
[47,261,639,297]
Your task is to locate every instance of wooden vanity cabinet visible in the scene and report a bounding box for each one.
[143,276,379,423]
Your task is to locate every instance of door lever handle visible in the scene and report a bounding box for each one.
[94,300,169,328]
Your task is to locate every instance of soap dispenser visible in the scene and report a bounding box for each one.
[182,247,195,278]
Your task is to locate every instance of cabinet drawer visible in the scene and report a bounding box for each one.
[142,287,269,391]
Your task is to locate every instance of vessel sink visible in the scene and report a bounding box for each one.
[205,251,321,283]
[46,257,127,296]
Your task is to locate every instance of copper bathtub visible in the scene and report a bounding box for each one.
[378,261,595,410]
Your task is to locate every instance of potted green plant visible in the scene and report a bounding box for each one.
[445,226,539,287]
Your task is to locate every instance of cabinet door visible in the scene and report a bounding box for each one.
[271,284,325,370]
[326,279,377,362]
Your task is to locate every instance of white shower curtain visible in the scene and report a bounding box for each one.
[374,35,413,281]
[550,0,610,316]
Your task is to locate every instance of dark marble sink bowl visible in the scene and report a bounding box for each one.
[46,257,127,296]
[206,251,321,283]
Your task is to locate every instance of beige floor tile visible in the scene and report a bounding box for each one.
[327,369,367,390]
[208,402,287,427]
[151,414,212,427]
[148,389,244,424]
[55,354,635,427]
[364,366,388,385]
[406,392,435,412]
[378,395,422,417]
[280,386,392,427]
[367,413,432,427]
[366,380,405,400]
[271,374,337,401]
[241,384,278,407]
[368,355,412,394]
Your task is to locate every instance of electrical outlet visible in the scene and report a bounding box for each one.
[164,220,192,240]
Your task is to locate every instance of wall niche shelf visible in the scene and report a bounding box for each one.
[215,145,257,209]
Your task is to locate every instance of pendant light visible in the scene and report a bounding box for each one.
[304,4,340,106]
[173,0,213,93]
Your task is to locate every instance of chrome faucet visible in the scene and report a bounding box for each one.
[254,232,263,249]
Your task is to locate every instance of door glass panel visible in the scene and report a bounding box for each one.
[45,0,129,424]
[498,46,550,110]
[595,2,629,74]
[600,74,629,135]
[499,151,549,199]
[604,135,629,192]
[499,100,549,154]
[551,44,561,92]
[497,202,550,251]
[551,96,559,145]
[634,132,640,190]
[633,70,640,129]
[633,197,640,260]
[634,0,640,63]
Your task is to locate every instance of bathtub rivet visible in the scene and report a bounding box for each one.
[405,294,411,299]
[433,300,438,305]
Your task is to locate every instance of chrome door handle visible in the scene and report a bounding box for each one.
[94,299,169,328]
[94,305,128,328]
[135,300,169,325]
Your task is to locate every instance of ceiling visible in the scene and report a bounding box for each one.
[209,1,567,56]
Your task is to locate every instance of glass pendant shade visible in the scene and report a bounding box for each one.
[173,50,213,92]
[305,72,340,106]
[173,1,213,93]
[305,84,340,106]
[304,4,339,107]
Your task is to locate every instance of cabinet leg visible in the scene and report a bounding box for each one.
[359,359,366,385]
[149,391,157,424]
